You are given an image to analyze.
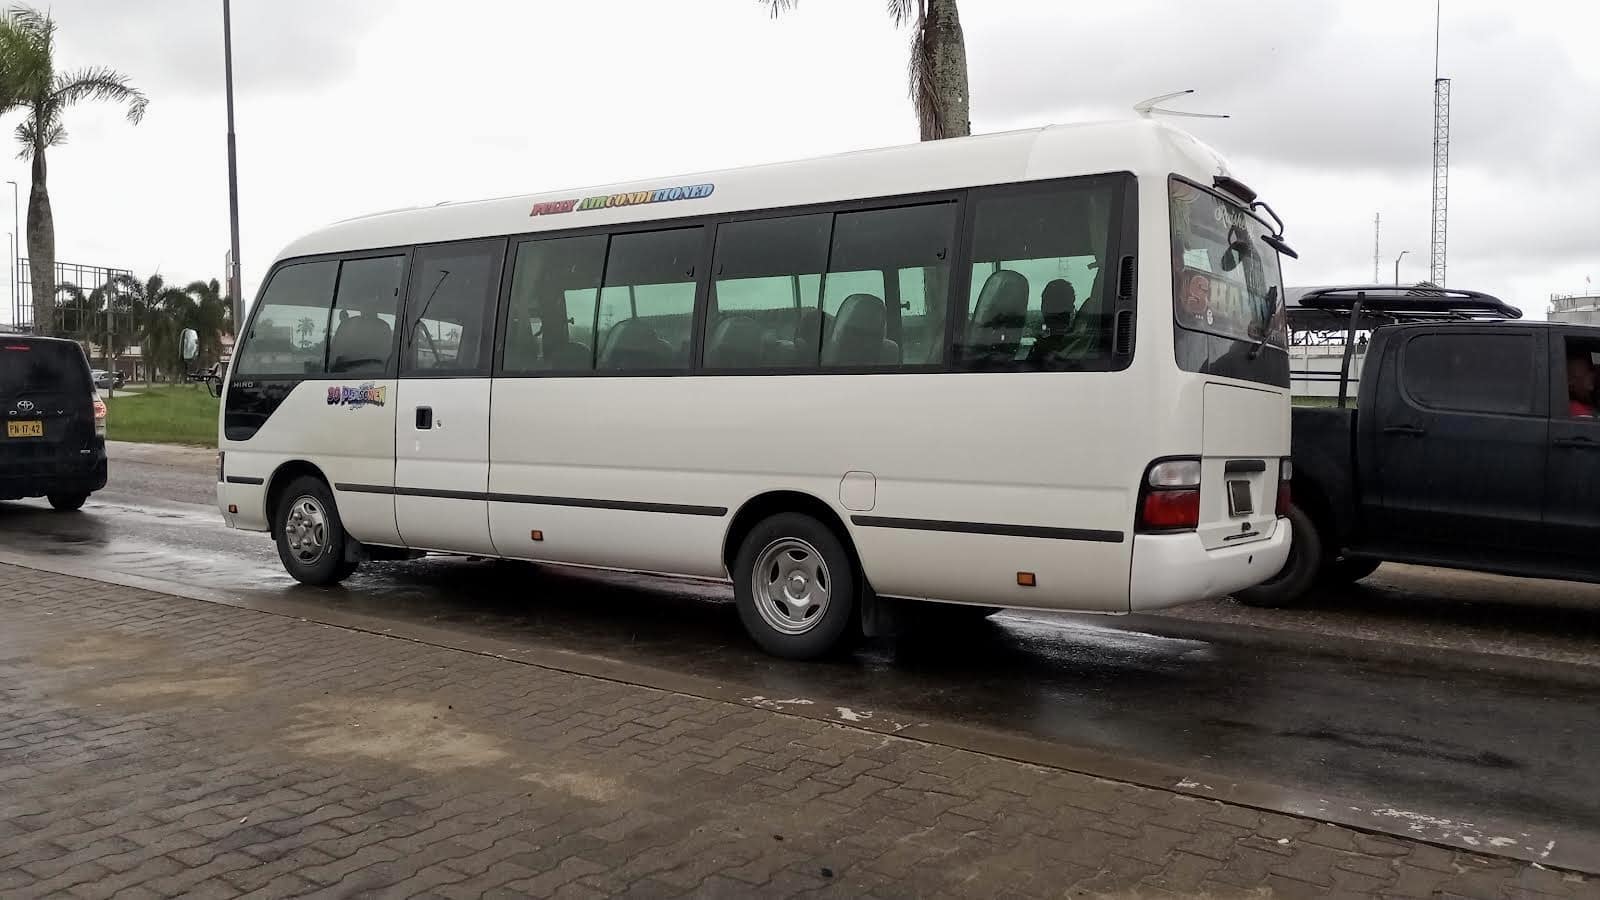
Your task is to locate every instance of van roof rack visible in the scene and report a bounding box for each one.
[1288,285,1521,323]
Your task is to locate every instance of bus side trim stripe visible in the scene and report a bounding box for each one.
[850,515,1124,544]
[333,482,726,517]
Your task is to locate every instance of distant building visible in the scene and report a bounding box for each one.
[1549,293,1600,325]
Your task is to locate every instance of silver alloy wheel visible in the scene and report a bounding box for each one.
[751,537,831,635]
[283,495,330,564]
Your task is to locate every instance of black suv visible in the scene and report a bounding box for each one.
[0,336,107,510]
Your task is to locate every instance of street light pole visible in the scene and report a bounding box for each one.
[1393,250,1410,286]
[222,0,244,335]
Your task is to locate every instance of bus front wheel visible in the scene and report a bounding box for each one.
[274,476,358,586]
[733,512,859,660]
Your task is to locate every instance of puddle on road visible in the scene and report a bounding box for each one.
[89,675,250,703]
[283,697,511,773]
[39,633,165,666]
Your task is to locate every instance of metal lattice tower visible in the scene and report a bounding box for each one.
[1373,213,1381,283]
[1429,77,1451,287]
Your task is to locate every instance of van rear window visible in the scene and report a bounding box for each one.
[0,343,89,394]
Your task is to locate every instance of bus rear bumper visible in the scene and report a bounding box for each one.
[1128,518,1291,611]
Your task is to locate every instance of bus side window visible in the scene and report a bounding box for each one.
[503,234,607,373]
[595,227,704,373]
[235,260,338,377]
[822,203,956,369]
[959,180,1117,371]
[327,255,405,376]
[706,213,830,369]
[402,240,504,376]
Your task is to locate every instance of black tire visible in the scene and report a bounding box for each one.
[46,492,88,512]
[732,512,860,660]
[1235,505,1325,608]
[273,475,358,586]
[1323,556,1381,585]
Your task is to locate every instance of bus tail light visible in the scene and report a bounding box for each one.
[1137,459,1200,532]
[1276,459,1293,517]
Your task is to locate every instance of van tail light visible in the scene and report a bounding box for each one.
[1276,459,1293,516]
[92,397,107,435]
[1137,459,1201,532]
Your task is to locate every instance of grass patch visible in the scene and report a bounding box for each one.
[104,385,219,447]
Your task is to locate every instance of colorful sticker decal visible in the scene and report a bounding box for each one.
[530,182,715,217]
[327,383,387,408]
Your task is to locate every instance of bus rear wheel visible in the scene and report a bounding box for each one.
[274,475,358,586]
[733,512,859,660]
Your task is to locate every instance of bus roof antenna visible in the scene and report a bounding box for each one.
[1134,89,1230,120]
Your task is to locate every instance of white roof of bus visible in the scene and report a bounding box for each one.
[278,119,1233,262]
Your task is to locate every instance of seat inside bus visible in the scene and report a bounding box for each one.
[966,269,1030,365]
[822,293,899,367]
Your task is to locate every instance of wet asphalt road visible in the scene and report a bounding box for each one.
[3,446,1600,869]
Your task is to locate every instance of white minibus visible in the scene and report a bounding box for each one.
[218,119,1294,658]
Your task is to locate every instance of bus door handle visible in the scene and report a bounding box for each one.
[1382,423,1425,437]
[415,406,433,429]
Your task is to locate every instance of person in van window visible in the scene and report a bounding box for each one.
[1567,352,1597,417]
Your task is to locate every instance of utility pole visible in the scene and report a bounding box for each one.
[223,0,244,335]
[1394,250,1410,287]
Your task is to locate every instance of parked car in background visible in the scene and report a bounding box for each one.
[90,369,127,390]
[0,336,108,510]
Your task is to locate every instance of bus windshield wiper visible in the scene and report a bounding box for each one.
[1248,285,1279,361]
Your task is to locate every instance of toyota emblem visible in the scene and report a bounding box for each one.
[16,400,34,412]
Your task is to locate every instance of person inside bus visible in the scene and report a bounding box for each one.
[1567,351,1597,417]
[1027,279,1077,364]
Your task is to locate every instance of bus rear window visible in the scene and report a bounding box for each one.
[1168,178,1285,347]
[0,342,89,394]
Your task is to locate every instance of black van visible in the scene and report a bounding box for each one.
[0,336,107,510]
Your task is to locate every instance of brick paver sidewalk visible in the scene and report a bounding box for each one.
[0,563,1592,899]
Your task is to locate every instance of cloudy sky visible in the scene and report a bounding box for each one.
[4,0,1596,324]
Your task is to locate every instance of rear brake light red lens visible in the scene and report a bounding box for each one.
[1141,489,1200,530]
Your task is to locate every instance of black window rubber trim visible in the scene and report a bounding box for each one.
[850,514,1124,544]
[332,483,727,517]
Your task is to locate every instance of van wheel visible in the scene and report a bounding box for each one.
[733,513,859,660]
[47,492,89,512]
[1235,505,1323,608]
[274,476,358,586]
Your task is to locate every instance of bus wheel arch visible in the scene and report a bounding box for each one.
[722,491,861,579]
[265,459,332,529]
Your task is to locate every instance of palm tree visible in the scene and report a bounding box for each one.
[54,277,134,392]
[181,278,233,371]
[113,273,186,383]
[761,0,969,141]
[0,6,146,336]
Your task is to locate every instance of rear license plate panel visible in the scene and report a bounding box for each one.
[1227,479,1253,517]
[6,420,42,438]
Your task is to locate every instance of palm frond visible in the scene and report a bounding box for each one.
[13,113,63,156]
[51,65,146,124]
[887,0,921,28]
[0,7,56,105]
[758,0,799,18]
